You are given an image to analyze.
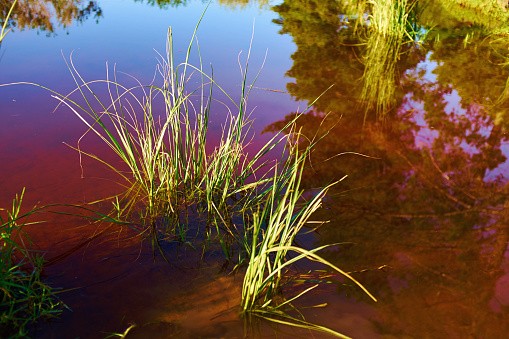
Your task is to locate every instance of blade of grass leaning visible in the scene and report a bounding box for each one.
[253,310,353,339]
[241,138,376,314]
[0,0,16,43]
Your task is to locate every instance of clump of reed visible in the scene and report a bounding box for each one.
[52,14,271,232]
[48,13,376,336]
[239,139,376,337]
[368,0,413,38]
[0,189,64,338]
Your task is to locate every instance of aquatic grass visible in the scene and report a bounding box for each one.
[50,13,313,241]
[240,138,377,314]
[52,21,212,224]
[0,189,64,338]
[103,324,136,338]
[252,308,355,339]
[0,186,141,338]
[49,5,246,226]
[368,0,411,38]
[5,11,375,336]
[238,140,377,337]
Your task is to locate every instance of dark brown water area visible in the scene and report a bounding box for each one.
[2,0,509,338]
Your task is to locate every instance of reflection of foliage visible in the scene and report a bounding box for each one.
[132,0,270,10]
[215,0,270,10]
[0,0,102,34]
[75,1,102,24]
[267,77,509,337]
[316,110,508,336]
[418,33,509,129]
[422,0,509,35]
[272,0,423,121]
[132,0,195,9]
[272,0,365,120]
[268,0,509,337]
[0,0,16,44]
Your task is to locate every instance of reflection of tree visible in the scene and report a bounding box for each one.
[272,0,424,122]
[131,0,271,10]
[0,0,273,33]
[425,35,509,127]
[0,0,102,34]
[420,0,509,34]
[215,0,270,9]
[133,0,195,9]
[268,0,509,336]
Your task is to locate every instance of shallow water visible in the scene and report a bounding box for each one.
[2,0,509,337]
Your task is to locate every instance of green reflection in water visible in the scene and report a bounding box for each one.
[0,0,274,35]
[0,0,103,34]
[268,0,509,337]
[359,0,421,120]
[134,0,271,10]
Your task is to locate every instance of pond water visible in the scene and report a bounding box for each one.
[2,0,509,338]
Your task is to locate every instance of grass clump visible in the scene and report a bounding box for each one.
[239,139,376,337]
[0,189,64,338]
[45,13,376,336]
[368,0,414,37]
[52,12,271,232]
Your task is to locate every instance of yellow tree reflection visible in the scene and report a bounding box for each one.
[268,0,509,336]
[1,0,102,34]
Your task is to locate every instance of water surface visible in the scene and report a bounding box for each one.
[2,0,509,337]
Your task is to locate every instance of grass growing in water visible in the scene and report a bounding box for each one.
[43,13,376,336]
[240,140,377,337]
[0,189,64,338]
[0,188,135,337]
[52,14,277,232]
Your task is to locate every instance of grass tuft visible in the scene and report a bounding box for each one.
[0,189,65,338]
[2,10,376,336]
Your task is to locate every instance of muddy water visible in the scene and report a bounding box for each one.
[2,0,509,338]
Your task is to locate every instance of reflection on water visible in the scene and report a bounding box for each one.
[268,0,509,337]
[0,0,272,36]
[3,0,509,337]
[1,0,102,34]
